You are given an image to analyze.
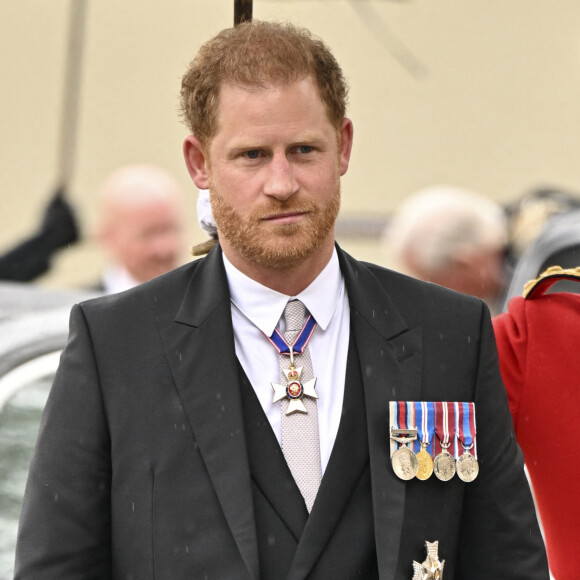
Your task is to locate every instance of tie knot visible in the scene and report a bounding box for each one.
[283,300,306,332]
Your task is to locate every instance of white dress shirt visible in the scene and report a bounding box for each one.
[101,265,141,295]
[223,249,350,474]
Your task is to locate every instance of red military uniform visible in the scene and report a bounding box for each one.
[493,266,580,579]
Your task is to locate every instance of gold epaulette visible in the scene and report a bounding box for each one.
[522,265,580,299]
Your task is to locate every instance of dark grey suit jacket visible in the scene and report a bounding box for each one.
[15,245,548,579]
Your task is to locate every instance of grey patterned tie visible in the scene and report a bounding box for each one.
[280,299,322,512]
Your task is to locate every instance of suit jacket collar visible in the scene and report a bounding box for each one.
[160,246,260,580]
[161,245,422,580]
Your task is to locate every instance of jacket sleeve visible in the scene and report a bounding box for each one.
[457,302,548,578]
[492,297,528,433]
[15,304,112,579]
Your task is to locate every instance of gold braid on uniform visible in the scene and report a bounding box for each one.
[522,265,580,299]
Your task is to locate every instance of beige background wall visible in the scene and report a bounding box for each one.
[2,0,580,287]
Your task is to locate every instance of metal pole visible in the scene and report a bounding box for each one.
[234,0,252,26]
[56,0,88,192]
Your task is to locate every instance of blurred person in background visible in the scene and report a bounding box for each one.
[95,164,185,294]
[385,185,509,314]
[502,207,580,308]
[503,185,580,270]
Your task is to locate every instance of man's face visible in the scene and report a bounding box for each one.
[108,199,183,283]
[202,76,352,271]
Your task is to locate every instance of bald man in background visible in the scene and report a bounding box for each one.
[95,164,185,294]
[385,185,509,314]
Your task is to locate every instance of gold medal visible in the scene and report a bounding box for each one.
[456,447,479,482]
[433,445,456,482]
[416,443,434,480]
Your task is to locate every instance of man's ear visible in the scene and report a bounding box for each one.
[183,135,210,189]
[338,118,354,177]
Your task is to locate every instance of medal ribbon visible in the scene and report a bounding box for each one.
[434,402,456,456]
[457,402,477,459]
[388,402,404,457]
[470,403,477,458]
[393,401,415,453]
[389,401,398,432]
[397,401,407,431]
[412,401,422,454]
[267,314,317,355]
[389,402,397,457]
[414,401,434,455]
[406,401,416,448]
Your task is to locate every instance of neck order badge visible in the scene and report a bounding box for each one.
[269,305,318,414]
[270,300,322,511]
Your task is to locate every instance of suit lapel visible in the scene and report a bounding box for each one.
[156,247,259,580]
[287,335,370,579]
[338,248,423,580]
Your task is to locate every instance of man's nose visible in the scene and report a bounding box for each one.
[263,155,299,200]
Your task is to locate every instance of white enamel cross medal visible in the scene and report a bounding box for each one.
[271,346,318,415]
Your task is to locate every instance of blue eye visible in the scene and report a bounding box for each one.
[245,150,261,159]
[297,145,313,154]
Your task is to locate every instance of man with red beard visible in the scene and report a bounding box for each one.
[16,21,548,580]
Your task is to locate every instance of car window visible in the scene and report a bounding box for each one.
[0,351,60,579]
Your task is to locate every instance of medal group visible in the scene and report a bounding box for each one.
[389,401,479,483]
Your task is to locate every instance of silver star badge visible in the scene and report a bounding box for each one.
[412,541,445,580]
[271,364,318,415]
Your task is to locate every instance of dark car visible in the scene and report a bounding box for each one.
[0,282,96,579]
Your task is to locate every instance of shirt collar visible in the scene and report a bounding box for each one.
[223,248,345,336]
[102,265,141,294]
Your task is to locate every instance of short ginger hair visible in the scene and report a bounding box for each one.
[180,20,349,148]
